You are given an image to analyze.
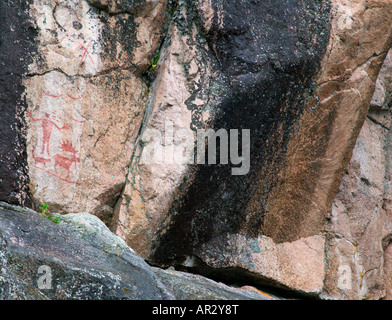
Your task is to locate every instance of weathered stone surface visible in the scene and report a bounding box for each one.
[263,0,392,243]
[371,49,392,109]
[0,205,283,300]
[112,0,392,296]
[55,213,281,300]
[113,16,214,253]
[53,212,134,255]
[0,203,173,300]
[384,240,392,300]
[323,48,392,299]
[23,0,172,224]
[153,267,275,300]
[192,234,325,296]
[323,117,392,300]
[115,0,331,262]
[2,0,392,300]
[25,68,147,223]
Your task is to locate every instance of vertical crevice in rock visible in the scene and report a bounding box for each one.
[111,0,179,234]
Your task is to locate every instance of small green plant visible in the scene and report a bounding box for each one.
[143,51,161,83]
[49,214,60,224]
[39,202,49,215]
[39,202,60,224]
[151,51,161,70]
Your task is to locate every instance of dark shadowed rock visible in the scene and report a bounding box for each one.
[152,267,276,300]
[0,0,37,207]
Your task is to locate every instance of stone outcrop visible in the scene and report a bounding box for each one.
[0,202,172,299]
[186,234,325,296]
[112,0,392,296]
[153,267,275,300]
[323,48,392,300]
[2,0,392,300]
[0,0,37,207]
[0,203,273,300]
[115,0,333,264]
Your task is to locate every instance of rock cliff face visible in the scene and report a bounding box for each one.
[24,0,173,224]
[1,0,392,299]
[324,50,392,300]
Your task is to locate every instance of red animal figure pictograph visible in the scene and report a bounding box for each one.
[54,140,80,180]
[31,147,51,167]
[27,110,69,156]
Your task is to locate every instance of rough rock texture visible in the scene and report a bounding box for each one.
[112,0,392,296]
[153,267,275,300]
[2,0,392,300]
[323,48,392,300]
[115,0,332,257]
[371,50,392,109]
[261,0,392,243]
[384,240,392,300]
[191,234,325,296]
[0,203,172,299]
[52,212,135,255]
[0,204,278,300]
[323,117,391,300]
[24,0,172,224]
[114,0,331,266]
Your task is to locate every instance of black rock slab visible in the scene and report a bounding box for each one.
[0,0,37,207]
[151,0,331,265]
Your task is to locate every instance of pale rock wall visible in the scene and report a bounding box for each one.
[324,48,392,300]
[113,6,215,257]
[23,0,171,225]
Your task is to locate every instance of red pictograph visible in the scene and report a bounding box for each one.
[42,80,85,100]
[54,140,80,180]
[27,110,70,156]
[70,116,86,124]
[80,41,95,65]
[67,94,83,100]
[43,91,84,100]
[31,147,51,167]
[43,90,62,98]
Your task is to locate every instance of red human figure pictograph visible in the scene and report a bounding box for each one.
[54,140,80,180]
[26,110,70,156]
